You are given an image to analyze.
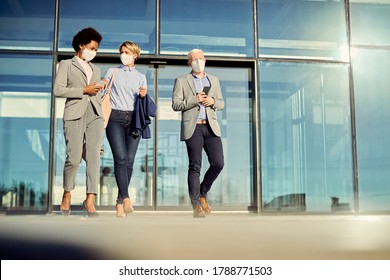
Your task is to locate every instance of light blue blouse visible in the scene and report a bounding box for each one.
[104,65,147,111]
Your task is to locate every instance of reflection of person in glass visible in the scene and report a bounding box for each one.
[172,49,224,218]
[54,27,104,217]
[102,41,150,218]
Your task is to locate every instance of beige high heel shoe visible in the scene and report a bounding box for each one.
[60,191,71,216]
[83,200,99,218]
[116,203,126,218]
[123,198,134,213]
[82,194,98,218]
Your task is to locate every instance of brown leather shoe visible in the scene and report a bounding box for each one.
[193,205,206,218]
[123,198,134,213]
[200,197,211,214]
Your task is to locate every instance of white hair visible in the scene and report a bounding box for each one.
[187,49,204,62]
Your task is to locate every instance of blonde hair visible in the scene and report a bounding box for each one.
[119,41,141,59]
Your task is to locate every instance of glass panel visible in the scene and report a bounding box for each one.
[58,0,156,54]
[258,0,348,61]
[160,0,254,57]
[0,54,52,210]
[353,49,390,211]
[0,0,55,51]
[260,61,353,212]
[350,0,390,46]
[157,65,254,207]
[53,62,155,207]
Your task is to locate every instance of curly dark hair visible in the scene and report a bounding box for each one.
[72,27,103,52]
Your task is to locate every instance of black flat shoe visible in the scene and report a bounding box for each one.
[82,201,99,218]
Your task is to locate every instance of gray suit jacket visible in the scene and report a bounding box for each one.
[54,56,102,121]
[172,73,224,141]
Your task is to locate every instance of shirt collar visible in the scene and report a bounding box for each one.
[119,64,136,71]
[191,72,207,79]
[75,55,90,66]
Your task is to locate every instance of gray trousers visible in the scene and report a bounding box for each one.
[62,102,104,194]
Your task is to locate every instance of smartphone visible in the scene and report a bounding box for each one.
[203,86,211,95]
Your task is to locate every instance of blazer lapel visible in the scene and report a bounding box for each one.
[90,63,100,82]
[185,74,198,96]
[71,57,88,84]
[206,75,213,96]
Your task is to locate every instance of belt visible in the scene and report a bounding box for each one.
[197,119,207,125]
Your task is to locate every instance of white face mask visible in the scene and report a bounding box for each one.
[82,47,96,62]
[120,53,134,66]
[191,58,205,73]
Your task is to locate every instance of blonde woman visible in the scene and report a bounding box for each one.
[102,41,148,217]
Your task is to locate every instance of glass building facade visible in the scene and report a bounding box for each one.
[0,0,389,214]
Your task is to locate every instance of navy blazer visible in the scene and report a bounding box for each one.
[131,94,157,139]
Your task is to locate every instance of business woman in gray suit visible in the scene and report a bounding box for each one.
[172,49,225,218]
[54,27,104,217]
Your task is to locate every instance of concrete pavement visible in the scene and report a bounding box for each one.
[1,212,390,260]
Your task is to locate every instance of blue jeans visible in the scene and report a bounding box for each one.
[106,109,141,204]
[185,124,224,206]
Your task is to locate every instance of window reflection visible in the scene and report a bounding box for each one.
[0,0,55,51]
[258,0,348,61]
[353,49,390,211]
[0,54,52,210]
[160,0,254,57]
[58,0,156,53]
[260,61,353,212]
[350,0,390,46]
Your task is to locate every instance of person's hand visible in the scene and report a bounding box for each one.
[99,79,108,90]
[197,92,207,103]
[139,87,147,98]
[83,83,102,95]
[202,96,215,107]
